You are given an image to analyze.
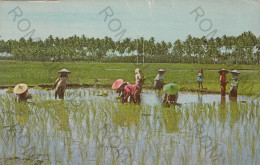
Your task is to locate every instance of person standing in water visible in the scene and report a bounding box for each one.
[14,83,30,102]
[135,68,142,87]
[135,68,144,92]
[154,69,165,90]
[219,69,229,96]
[229,69,240,97]
[53,68,71,99]
[197,68,204,89]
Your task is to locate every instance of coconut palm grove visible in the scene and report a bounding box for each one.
[1,31,259,64]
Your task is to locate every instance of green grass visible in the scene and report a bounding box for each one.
[1,60,260,96]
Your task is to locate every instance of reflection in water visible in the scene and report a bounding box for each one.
[55,103,70,132]
[112,105,140,127]
[220,96,226,105]
[230,102,240,125]
[197,93,203,104]
[162,109,182,133]
[219,96,228,124]
[0,88,259,164]
[229,96,238,102]
[14,102,30,126]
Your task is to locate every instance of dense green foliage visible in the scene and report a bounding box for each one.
[0,31,259,64]
[1,61,260,96]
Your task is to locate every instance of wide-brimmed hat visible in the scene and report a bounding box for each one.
[231,69,240,74]
[163,83,179,95]
[158,69,165,72]
[112,79,124,89]
[135,68,140,74]
[58,68,71,74]
[218,69,229,74]
[13,83,28,94]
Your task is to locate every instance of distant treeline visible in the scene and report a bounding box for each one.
[0,31,259,64]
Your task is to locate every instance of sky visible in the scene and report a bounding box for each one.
[0,0,260,42]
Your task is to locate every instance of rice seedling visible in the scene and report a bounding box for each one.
[0,88,259,164]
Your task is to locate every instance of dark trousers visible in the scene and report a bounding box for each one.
[220,83,227,96]
[155,80,163,90]
[230,86,238,97]
[55,87,66,99]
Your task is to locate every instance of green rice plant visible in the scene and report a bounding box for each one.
[5,88,13,94]
[0,88,259,164]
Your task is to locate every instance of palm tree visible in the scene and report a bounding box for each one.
[173,39,183,63]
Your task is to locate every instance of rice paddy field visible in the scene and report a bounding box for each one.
[0,88,259,165]
[1,60,260,96]
[0,61,260,164]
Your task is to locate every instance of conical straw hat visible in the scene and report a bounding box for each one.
[13,83,28,94]
[112,79,124,89]
[158,69,165,72]
[231,69,240,74]
[218,68,229,74]
[163,83,179,95]
[58,68,71,73]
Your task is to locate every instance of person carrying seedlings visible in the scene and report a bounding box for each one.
[135,68,144,92]
[154,69,166,90]
[219,69,229,96]
[162,83,180,107]
[53,68,71,99]
[229,69,240,97]
[14,83,30,102]
[197,68,204,89]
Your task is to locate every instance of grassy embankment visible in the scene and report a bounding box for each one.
[1,60,260,96]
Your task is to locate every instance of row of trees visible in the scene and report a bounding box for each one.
[0,31,259,64]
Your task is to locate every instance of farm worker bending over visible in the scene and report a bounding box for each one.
[118,83,140,103]
[14,83,30,102]
[124,84,140,103]
[197,68,204,89]
[219,69,229,96]
[53,68,71,99]
[229,70,240,97]
[154,69,166,90]
[162,83,179,107]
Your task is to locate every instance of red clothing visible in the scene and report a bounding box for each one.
[219,75,227,86]
[124,84,137,100]
[220,85,226,96]
[220,75,227,96]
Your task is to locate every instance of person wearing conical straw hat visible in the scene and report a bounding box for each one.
[162,83,179,107]
[154,69,165,90]
[229,69,240,97]
[219,69,229,96]
[14,83,29,102]
[135,68,144,94]
[53,68,71,99]
[117,82,140,103]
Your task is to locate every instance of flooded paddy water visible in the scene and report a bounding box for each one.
[0,88,259,164]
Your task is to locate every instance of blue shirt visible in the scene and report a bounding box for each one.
[231,76,239,87]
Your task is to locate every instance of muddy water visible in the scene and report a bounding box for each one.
[0,88,259,165]
[1,88,257,105]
